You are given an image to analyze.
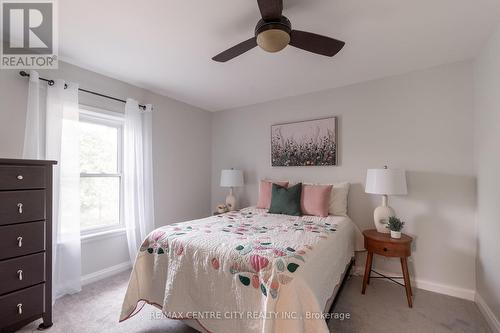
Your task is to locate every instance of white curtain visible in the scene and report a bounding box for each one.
[23,70,42,158]
[124,99,155,262]
[23,73,82,300]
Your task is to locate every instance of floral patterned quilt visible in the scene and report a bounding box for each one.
[120,207,363,333]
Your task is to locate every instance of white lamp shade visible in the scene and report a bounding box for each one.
[220,169,244,187]
[365,168,407,195]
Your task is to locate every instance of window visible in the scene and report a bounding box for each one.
[79,107,124,236]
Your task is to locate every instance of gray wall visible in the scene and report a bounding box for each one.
[211,61,477,295]
[474,23,500,322]
[0,62,212,276]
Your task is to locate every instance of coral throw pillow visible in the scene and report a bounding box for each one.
[301,184,333,217]
[256,180,289,209]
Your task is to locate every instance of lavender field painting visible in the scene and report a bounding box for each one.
[271,117,337,167]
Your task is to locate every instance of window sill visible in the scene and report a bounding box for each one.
[81,228,127,243]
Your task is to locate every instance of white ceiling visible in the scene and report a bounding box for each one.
[59,0,500,111]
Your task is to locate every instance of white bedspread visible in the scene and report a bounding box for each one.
[119,207,363,333]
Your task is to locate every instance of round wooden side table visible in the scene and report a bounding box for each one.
[361,229,414,307]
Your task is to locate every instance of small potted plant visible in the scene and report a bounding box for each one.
[387,216,405,239]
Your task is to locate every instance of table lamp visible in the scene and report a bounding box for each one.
[365,166,407,233]
[220,169,244,211]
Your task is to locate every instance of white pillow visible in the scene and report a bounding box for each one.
[303,182,350,216]
[329,182,350,216]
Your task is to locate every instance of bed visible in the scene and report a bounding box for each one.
[119,207,363,333]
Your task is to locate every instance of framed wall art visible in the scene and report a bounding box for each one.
[271,117,337,167]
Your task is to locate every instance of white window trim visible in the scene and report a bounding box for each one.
[79,105,125,239]
[80,227,127,243]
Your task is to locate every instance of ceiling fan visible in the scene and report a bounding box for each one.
[212,0,345,62]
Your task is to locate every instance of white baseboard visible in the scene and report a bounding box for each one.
[351,266,475,301]
[414,278,475,301]
[81,261,132,286]
[476,293,500,333]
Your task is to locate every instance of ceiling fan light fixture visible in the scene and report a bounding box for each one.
[256,29,290,52]
[254,16,292,53]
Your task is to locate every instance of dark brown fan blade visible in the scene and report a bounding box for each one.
[257,0,283,20]
[289,30,345,57]
[212,37,258,62]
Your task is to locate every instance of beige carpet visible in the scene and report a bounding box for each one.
[18,270,490,333]
[330,276,490,333]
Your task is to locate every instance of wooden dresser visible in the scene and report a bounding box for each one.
[0,159,56,332]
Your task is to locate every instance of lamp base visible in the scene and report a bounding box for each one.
[226,190,236,211]
[374,205,395,233]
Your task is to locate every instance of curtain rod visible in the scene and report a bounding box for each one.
[19,71,149,111]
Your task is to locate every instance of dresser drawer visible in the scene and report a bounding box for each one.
[0,283,44,328]
[0,165,45,190]
[0,222,45,260]
[0,253,45,295]
[0,190,45,226]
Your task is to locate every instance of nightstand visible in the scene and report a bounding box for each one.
[361,229,414,307]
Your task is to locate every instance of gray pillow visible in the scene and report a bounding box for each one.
[268,183,303,216]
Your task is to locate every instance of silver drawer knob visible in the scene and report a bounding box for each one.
[17,236,23,247]
[17,175,24,180]
[17,304,23,315]
[17,203,23,214]
[17,269,23,281]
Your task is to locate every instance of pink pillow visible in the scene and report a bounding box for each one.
[257,180,289,209]
[301,184,333,217]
